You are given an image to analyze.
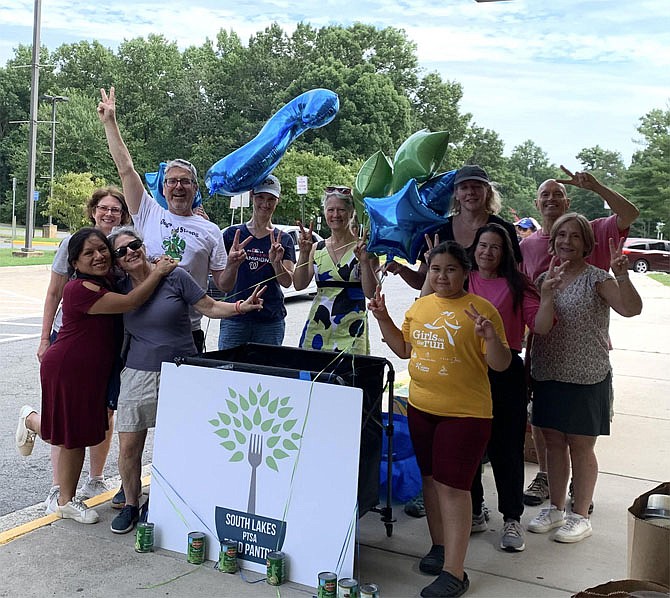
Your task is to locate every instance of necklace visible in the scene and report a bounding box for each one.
[327,238,355,267]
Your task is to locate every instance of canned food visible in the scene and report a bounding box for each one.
[338,577,359,598]
[187,531,206,565]
[360,583,379,598]
[135,522,154,553]
[318,571,338,597]
[266,550,286,586]
[218,539,238,574]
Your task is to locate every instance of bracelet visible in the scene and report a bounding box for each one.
[235,300,243,314]
[615,275,630,282]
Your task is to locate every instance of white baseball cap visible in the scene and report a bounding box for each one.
[252,175,281,198]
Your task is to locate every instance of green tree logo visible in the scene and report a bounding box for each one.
[208,384,302,473]
[162,229,186,259]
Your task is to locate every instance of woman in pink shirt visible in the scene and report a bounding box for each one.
[468,223,556,552]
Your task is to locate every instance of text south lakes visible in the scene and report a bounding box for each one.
[224,513,278,535]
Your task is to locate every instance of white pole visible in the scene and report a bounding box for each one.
[11,177,17,242]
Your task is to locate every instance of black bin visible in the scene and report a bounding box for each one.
[188,343,394,523]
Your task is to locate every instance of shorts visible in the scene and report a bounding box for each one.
[531,372,611,436]
[116,368,161,432]
[407,404,492,491]
[218,317,285,350]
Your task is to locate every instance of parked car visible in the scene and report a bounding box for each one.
[622,238,670,273]
[207,224,324,300]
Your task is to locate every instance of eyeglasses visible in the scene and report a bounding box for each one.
[114,239,143,258]
[165,177,194,188]
[325,186,352,195]
[96,205,122,214]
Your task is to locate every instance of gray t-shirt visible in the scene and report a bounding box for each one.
[51,235,71,333]
[119,268,206,372]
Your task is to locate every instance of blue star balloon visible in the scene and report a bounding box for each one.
[145,162,202,209]
[364,179,446,264]
[205,89,340,196]
[418,170,456,217]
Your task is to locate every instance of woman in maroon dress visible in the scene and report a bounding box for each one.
[15,228,176,524]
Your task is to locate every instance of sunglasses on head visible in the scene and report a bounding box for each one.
[114,239,143,258]
[325,186,352,195]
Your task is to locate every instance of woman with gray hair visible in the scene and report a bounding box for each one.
[107,226,265,535]
[295,185,379,355]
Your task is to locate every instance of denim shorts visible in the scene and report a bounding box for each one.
[218,318,285,350]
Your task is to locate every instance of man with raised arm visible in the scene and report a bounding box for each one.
[97,87,248,352]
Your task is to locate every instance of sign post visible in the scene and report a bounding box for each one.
[296,176,308,224]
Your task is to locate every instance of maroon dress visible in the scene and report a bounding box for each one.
[40,279,116,448]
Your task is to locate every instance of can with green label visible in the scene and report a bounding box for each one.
[187,531,206,565]
[134,522,154,553]
[266,550,286,585]
[218,539,238,574]
[338,578,359,598]
[318,571,338,597]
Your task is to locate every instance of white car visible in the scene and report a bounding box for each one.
[208,225,324,300]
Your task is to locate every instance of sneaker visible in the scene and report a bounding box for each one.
[16,405,37,456]
[404,491,426,518]
[481,501,490,522]
[528,506,566,533]
[111,504,139,534]
[500,519,526,552]
[568,480,594,515]
[554,514,592,543]
[523,472,549,506]
[56,497,100,524]
[419,544,445,576]
[471,511,487,533]
[421,571,469,598]
[111,486,126,510]
[78,477,110,499]
[44,485,60,515]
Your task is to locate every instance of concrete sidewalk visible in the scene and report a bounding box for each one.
[1,274,668,597]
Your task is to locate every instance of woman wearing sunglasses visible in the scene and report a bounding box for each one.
[35,187,131,514]
[17,227,177,524]
[107,227,265,535]
[294,186,379,355]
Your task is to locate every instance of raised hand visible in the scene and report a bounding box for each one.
[97,87,116,123]
[556,165,599,191]
[540,256,567,295]
[354,228,371,263]
[464,302,496,340]
[227,229,252,268]
[269,227,285,264]
[241,285,267,313]
[423,232,440,262]
[297,221,315,254]
[367,285,388,319]
[609,237,629,277]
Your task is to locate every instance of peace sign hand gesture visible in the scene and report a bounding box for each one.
[228,228,252,268]
[556,165,599,192]
[464,302,496,341]
[297,221,315,254]
[269,227,285,264]
[240,285,267,313]
[367,285,389,320]
[97,87,117,124]
[540,256,567,295]
[423,232,441,263]
[609,237,629,278]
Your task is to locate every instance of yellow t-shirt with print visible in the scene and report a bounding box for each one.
[401,292,508,419]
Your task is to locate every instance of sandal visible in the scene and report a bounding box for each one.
[421,571,470,597]
[419,544,444,575]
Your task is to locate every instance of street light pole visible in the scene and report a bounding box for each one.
[40,94,69,229]
[11,177,17,242]
[23,0,42,252]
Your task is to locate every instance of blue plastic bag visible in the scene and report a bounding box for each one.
[379,412,422,503]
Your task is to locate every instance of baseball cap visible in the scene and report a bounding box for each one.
[252,175,281,198]
[514,217,540,230]
[454,165,490,186]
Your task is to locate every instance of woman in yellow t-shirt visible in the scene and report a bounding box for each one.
[369,241,510,598]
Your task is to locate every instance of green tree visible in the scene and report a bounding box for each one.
[46,171,105,231]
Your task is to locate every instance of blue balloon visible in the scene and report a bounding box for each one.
[418,170,456,217]
[205,89,340,196]
[364,180,446,264]
[145,162,202,209]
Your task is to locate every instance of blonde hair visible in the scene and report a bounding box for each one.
[451,182,502,216]
[549,212,595,257]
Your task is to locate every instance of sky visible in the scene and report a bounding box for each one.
[1,0,669,169]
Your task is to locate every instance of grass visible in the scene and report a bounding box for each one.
[648,272,670,286]
[0,248,55,267]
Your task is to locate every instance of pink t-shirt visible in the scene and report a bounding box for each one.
[520,215,626,283]
[468,272,541,352]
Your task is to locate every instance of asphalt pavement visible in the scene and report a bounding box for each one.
[0,265,668,597]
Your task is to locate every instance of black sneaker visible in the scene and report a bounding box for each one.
[111,504,139,534]
[419,544,444,575]
[111,486,125,510]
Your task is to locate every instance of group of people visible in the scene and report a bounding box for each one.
[13,84,644,598]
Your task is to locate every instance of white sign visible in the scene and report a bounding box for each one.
[150,363,363,586]
[296,176,308,195]
[230,192,250,209]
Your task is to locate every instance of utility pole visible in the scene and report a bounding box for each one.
[40,94,68,236]
[11,177,17,242]
[23,0,42,253]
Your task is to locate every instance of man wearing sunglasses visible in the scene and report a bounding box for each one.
[98,87,244,351]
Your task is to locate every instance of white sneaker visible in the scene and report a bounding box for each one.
[56,497,100,524]
[16,405,37,456]
[78,477,110,499]
[44,485,60,514]
[528,506,566,533]
[554,514,592,543]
